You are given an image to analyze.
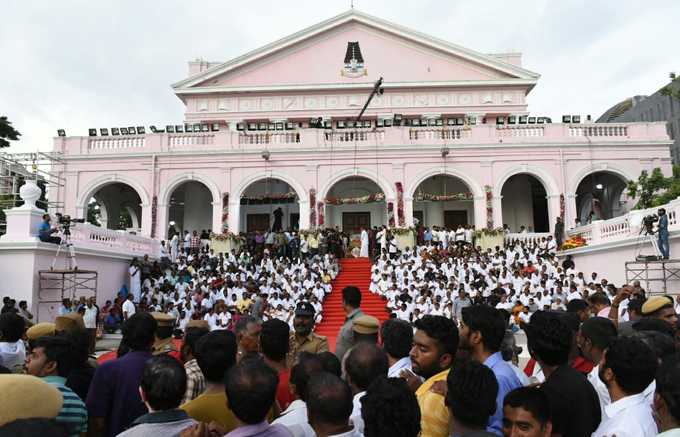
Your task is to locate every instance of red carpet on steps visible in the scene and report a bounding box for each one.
[315,258,391,351]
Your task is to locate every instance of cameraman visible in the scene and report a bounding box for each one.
[658,208,670,259]
[38,214,61,244]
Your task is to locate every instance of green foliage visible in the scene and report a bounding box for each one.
[0,116,21,148]
[627,166,680,209]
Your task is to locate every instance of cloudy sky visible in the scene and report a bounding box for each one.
[1,0,677,152]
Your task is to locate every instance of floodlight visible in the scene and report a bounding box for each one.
[88,129,97,136]
[175,125,184,133]
[261,150,271,161]
[137,126,145,134]
[528,117,536,124]
[236,123,246,131]
[441,146,450,158]
[383,119,392,127]
[150,126,158,133]
[519,115,528,124]
[285,122,294,130]
[57,129,66,137]
[496,116,505,125]
[595,184,604,190]
[166,125,175,133]
[562,115,572,123]
[508,116,517,125]
[572,115,581,123]
[100,128,109,136]
[120,127,129,135]
[111,128,120,135]
[275,122,284,131]
[128,127,136,134]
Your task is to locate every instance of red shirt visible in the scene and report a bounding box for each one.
[277,369,293,410]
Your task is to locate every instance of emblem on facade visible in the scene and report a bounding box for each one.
[341,41,367,77]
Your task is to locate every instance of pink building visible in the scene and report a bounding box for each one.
[52,10,672,239]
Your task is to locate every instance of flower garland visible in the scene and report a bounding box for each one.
[210,231,240,242]
[325,192,385,205]
[240,192,296,204]
[396,182,405,226]
[299,229,321,238]
[414,192,473,202]
[317,201,325,227]
[485,185,494,230]
[560,194,566,220]
[391,227,416,236]
[473,227,505,239]
[387,202,395,227]
[221,193,229,233]
[309,189,317,228]
[562,236,587,250]
[150,195,157,238]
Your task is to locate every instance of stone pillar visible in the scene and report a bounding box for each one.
[211,201,222,235]
[157,203,169,240]
[228,201,240,233]
[476,195,489,229]
[547,194,561,234]
[299,200,310,229]
[140,203,152,237]
[565,193,577,229]
[1,180,46,242]
[404,196,414,226]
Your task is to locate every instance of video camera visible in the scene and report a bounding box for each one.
[55,213,86,235]
[642,214,659,234]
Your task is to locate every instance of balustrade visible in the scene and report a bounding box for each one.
[69,223,160,257]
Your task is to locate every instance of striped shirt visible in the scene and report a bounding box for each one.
[44,375,88,436]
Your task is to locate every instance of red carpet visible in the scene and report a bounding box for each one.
[315,258,391,351]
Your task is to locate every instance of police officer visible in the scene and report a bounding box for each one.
[289,301,328,363]
[151,311,180,359]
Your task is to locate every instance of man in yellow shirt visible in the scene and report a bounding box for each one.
[402,315,459,437]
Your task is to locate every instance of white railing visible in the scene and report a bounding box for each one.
[565,197,680,249]
[168,134,215,147]
[408,128,469,141]
[496,127,544,137]
[238,132,301,145]
[569,125,628,137]
[88,136,146,151]
[69,223,160,258]
[504,232,552,246]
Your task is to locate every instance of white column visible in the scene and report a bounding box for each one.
[404,196,414,226]
[157,203,169,240]
[228,201,240,234]
[141,203,152,237]
[547,194,560,234]
[299,200,310,229]
[565,193,577,228]
[475,195,488,229]
[492,195,503,229]
[212,201,222,234]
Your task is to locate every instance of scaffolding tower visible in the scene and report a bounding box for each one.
[0,151,65,233]
[38,270,98,322]
[625,259,680,295]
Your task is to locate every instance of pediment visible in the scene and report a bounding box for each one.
[173,10,539,92]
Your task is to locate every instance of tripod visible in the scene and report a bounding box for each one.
[51,226,78,271]
[634,226,662,261]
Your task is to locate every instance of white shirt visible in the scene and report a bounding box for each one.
[349,391,366,435]
[592,392,657,437]
[83,306,98,329]
[588,365,656,417]
[122,299,136,318]
[387,356,413,378]
[271,400,315,437]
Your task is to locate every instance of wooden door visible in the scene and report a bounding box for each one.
[289,213,300,230]
[342,212,371,234]
[247,214,270,232]
[444,210,468,229]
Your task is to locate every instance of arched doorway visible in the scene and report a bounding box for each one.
[87,183,142,231]
[168,181,213,238]
[239,178,300,232]
[412,174,474,228]
[501,174,549,232]
[324,176,386,234]
[575,172,629,222]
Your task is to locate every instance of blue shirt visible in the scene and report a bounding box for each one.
[38,221,51,239]
[484,352,523,436]
[44,375,88,437]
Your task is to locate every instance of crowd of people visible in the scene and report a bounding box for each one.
[1,222,680,437]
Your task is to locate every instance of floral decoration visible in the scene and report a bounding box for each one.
[210,231,240,242]
[391,227,416,236]
[485,185,494,230]
[150,195,157,238]
[560,194,566,220]
[221,193,229,233]
[309,189,317,228]
[387,202,395,227]
[396,182,405,226]
[561,236,587,250]
[317,201,325,227]
[240,192,296,204]
[325,192,385,205]
[473,227,506,239]
[414,192,473,202]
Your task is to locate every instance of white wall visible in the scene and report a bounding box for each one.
[413,200,474,227]
[182,182,213,233]
[502,176,535,232]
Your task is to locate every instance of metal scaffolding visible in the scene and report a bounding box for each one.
[625,259,680,294]
[38,270,98,322]
[0,151,65,233]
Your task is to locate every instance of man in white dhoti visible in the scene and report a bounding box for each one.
[360,227,369,258]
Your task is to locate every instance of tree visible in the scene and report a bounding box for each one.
[627,166,680,209]
[0,116,21,148]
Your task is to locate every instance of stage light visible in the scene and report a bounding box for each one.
[257,123,266,131]
[363,120,371,128]
[595,183,604,190]
[285,122,294,130]
[166,125,175,133]
[572,115,581,123]
[586,115,592,122]
[383,119,392,127]
[193,123,201,132]
[348,121,357,128]
[210,123,219,132]
[137,126,145,134]
[175,125,184,133]
[562,115,572,123]
[528,117,536,124]
[185,124,193,132]
[247,123,256,131]
[508,116,517,125]
[337,121,346,129]
[111,128,120,135]
[427,119,436,127]
[261,150,271,161]
[128,127,136,134]
[275,122,284,131]
[545,117,552,123]
[100,128,109,136]
[150,126,158,133]
[537,117,545,124]
[268,123,275,131]
[440,146,450,158]
[465,117,474,125]
[120,127,129,135]
[496,116,505,125]
[376,119,384,127]
[447,118,456,126]
[57,129,66,137]
[393,114,403,125]
[88,129,97,136]
[236,123,246,131]
[200,124,208,132]
[519,115,528,124]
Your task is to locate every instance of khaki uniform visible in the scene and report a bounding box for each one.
[289,331,329,362]
[152,337,178,356]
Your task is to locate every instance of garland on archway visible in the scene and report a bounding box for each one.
[221,193,229,233]
[387,202,395,227]
[324,192,385,205]
[485,185,494,229]
[560,194,566,220]
[309,189,317,228]
[317,201,325,226]
[240,192,297,204]
[150,195,157,238]
[395,182,405,226]
[414,192,473,202]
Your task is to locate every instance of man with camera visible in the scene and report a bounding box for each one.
[38,214,61,244]
[658,207,670,259]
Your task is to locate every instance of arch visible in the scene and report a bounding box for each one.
[160,173,221,206]
[319,168,395,200]
[232,171,307,203]
[494,166,559,199]
[77,174,150,212]
[568,164,635,197]
[407,167,484,199]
